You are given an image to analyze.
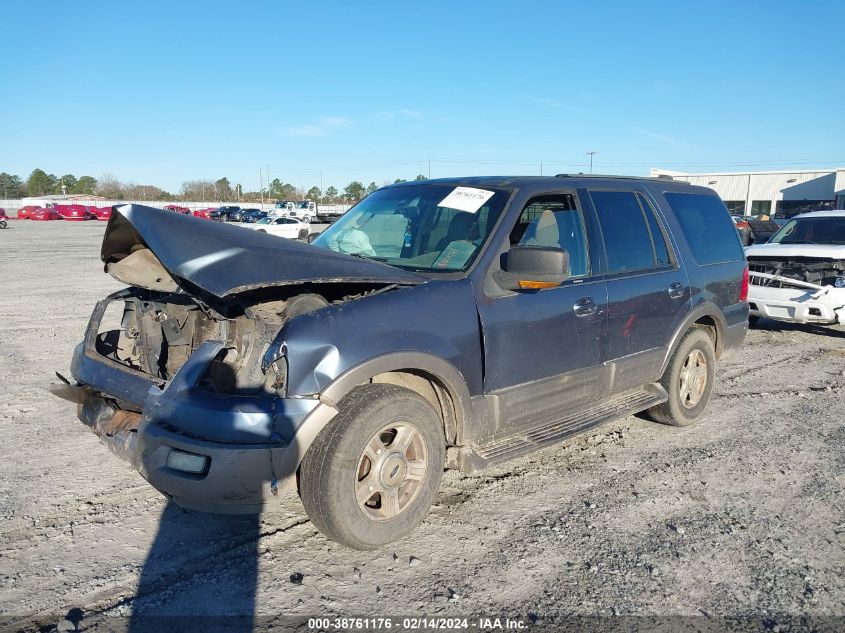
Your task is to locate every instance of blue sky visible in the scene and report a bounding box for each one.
[2,0,844,194]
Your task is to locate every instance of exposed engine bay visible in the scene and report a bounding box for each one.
[93,284,397,408]
[747,256,845,289]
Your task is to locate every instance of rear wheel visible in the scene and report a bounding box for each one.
[0,220,6,229]
[647,328,716,427]
[748,314,760,327]
[299,384,445,549]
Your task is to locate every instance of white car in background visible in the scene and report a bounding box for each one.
[745,210,845,326]
[250,216,310,240]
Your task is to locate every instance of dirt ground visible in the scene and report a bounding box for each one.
[1,220,844,632]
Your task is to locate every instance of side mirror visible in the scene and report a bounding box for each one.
[307,232,320,243]
[498,245,570,290]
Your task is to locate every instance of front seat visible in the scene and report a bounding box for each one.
[520,209,559,247]
[436,212,479,250]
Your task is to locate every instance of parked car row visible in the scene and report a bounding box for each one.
[12,204,113,221]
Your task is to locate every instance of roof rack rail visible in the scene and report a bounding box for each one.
[554,173,676,182]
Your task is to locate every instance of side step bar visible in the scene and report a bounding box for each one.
[458,383,667,472]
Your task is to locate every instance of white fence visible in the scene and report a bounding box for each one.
[0,199,352,214]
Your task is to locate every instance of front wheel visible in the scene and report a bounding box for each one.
[299,384,445,550]
[0,220,6,229]
[647,328,716,427]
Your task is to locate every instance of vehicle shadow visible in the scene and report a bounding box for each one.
[751,317,845,339]
[128,504,261,632]
[127,377,302,632]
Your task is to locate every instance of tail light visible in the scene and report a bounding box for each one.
[740,264,749,302]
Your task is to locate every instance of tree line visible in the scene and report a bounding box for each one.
[1,169,429,203]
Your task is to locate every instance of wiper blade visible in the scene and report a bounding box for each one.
[345,253,390,262]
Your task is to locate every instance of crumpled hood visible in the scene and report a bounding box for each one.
[745,243,845,259]
[101,204,425,298]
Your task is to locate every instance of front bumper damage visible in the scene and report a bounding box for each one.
[68,297,329,514]
[747,271,845,325]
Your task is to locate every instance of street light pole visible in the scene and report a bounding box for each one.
[586,151,597,174]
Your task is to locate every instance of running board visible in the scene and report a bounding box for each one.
[457,384,667,472]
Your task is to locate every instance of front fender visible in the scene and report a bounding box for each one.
[277,278,482,406]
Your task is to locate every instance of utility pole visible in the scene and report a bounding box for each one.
[266,164,271,200]
[586,151,597,174]
[428,158,431,179]
[259,168,264,208]
[540,162,543,176]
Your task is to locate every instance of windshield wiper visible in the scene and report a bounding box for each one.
[346,253,390,262]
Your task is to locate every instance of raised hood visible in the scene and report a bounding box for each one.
[101,204,425,298]
[745,243,845,259]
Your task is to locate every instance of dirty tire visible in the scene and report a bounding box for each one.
[647,328,716,427]
[299,384,445,550]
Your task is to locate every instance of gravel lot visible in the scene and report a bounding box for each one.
[1,220,844,632]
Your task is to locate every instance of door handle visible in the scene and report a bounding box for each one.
[574,297,598,317]
[668,282,686,299]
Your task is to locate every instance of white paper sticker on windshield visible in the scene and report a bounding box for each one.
[437,187,495,213]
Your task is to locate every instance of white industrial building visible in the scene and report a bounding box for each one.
[650,167,845,217]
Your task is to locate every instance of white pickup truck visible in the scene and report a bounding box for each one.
[272,200,318,223]
[745,210,845,326]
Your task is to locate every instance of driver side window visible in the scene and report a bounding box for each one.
[509,194,590,278]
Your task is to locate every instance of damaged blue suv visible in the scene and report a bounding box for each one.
[65,176,749,549]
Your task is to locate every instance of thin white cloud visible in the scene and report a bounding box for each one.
[531,97,583,113]
[284,116,351,137]
[634,127,686,147]
[400,108,423,118]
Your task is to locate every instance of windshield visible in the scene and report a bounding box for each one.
[769,216,845,245]
[256,218,272,225]
[311,183,510,272]
[297,201,310,208]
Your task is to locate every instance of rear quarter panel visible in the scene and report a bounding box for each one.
[645,183,749,350]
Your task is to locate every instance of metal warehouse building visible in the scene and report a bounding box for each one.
[650,167,845,218]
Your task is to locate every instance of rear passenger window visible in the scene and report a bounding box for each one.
[590,190,671,274]
[664,192,744,265]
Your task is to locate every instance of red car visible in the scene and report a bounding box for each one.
[17,205,40,219]
[56,204,92,221]
[192,207,215,220]
[0,208,8,229]
[30,208,62,221]
[94,206,113,221]
[164,204,191,214]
